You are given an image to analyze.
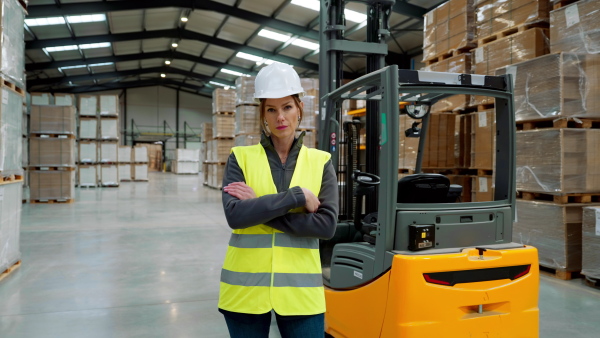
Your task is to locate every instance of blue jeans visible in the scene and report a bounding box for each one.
[221,310,324,338]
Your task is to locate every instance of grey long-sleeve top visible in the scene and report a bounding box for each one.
[222,132,338,239]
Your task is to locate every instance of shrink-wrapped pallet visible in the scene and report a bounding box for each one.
[78,95,98,116]
[514,200,600,271]
[99,142,118,163]
[30,105,76,135]
[0,0,25,88]
[99,95,119,116]
[516,129,600,193]
[173,161,199,174]
[30,92,53,106]
[118,146,132,163]
[423,0,475,61]
[0,87,24,176]
[174,149,200,162]
[54,94,75,106]
[496,53,600,121]
[582,206,600,280]
[29,137,76,167]
[398,115,420,171]
[100,118,119,140]
[208,163,225,189]
[471,175,494,202]
[472,27,549,76]
[208,139,235,163]
[235,134,261,147]
[235,76,256,105]
[235,105,260,135]
[212,88,236,113]
[301,130,316,148]
[550,0,600,54]
[79,118,98,139]
[213,114,235,138]
[118,164,131,181]
[133,145,149,163]
[100,165,119,186]
[301,78,319,97]
[475,0,549,41]
[426,54,471,112]
[78,165,97,187]
[133,164,148,180]
[30,170,75,201]
[78,141,98,164]
[0,181,22,273]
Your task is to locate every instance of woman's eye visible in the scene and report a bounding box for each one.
[267,108,275,113]
[285,105,293,110]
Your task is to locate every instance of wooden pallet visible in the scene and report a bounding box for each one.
[517,191,600,204]
[553,0,579,10]
[1,175,24,185]
[213,111,235,115]
[539,265,581,280]
[583,276,600,289]
[477,22,550,47]
[477,103,495,112]
[99,114,119,118]
[30,199,75,204]
[1,78,25,97]
[30,133,76,139]
[28,167,76,171]
[424,47,472,66]
[516,118,600,131]
[132,179,149,182]
[0,261,21,282]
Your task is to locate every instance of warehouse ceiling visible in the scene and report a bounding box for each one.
[25,0,447,97]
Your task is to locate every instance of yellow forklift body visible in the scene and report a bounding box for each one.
[325,246,539,337]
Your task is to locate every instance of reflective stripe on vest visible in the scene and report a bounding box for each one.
[218,144,331,315]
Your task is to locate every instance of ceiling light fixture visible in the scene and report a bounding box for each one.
[79,42,111,49]
[172,43,179,48]
[220,69,251,77]
[25,17,66,26]
[161,74,166,78]
[258,29,319,51]
[181,17,188,22]
[165,60,171,65]
[44,45,79,53]
[66,14,106,24]
[290,0,367,23]
[258,29,290,43]
[235,52,275,66]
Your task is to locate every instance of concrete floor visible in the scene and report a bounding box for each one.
[1,172,599,337]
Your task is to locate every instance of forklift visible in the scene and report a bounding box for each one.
[317,1,539,337]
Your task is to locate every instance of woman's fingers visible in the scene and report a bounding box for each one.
[224,182,256,200]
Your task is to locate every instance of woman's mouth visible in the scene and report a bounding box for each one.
[276,126,287,130]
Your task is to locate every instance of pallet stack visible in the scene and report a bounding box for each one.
[77,95,99,187]
[172,149,200,174]
[118,146,132,181]
[29,105,77,203]
[206,87,237,189]
[0,0,27,280]
[582,206,600,288]
[234,78,261,148]
[98,95,120,187]
[508,0,600,281]
[299,78,319,148]
[200,122,213,185]
[132,146,149,181]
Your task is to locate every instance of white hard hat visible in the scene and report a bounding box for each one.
[254,62,305,101]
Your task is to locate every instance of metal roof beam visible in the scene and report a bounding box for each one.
[45,79,213,97]
[26,51,258,76]
[25,28,321,72]
[27,0,318,41]
[391,1,428,19]
[27,66,235,88]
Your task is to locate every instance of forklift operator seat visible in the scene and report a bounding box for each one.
[397,173,458,203]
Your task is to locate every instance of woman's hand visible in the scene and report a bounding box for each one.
[223,182,257,200]
[301,188,321,213]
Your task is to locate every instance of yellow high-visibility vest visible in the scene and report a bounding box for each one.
[219,143,331,315]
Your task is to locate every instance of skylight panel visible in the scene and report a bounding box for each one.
[290,0,367,23]
[45,45,78,52]
[79,42,111,50]
[25,17,66,27]
[258,29,290,43]
[292,39,319,50]
[66,14,106,24]
[220,69,251,77]
[210,81,233,89]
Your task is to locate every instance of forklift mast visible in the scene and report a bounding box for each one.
[318,0,395,220]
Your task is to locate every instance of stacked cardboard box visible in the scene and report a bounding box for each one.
[213,88,236,114]
[582,206,600,282]
[132,146,149,181]
[28,105,77,202]
[1,87,25,178]
[118,146,132,181]
[0,0,26,89]
[0,181,22,274]
[172,149,200,174]
[475,0,549,42]
[200,122,212,185]
[426,53,472,112]
[423,0,476,61]
[77,95,99,187]
[550,0,600,54]
[235,77,256,106]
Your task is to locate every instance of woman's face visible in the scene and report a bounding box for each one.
[264,96,303,140]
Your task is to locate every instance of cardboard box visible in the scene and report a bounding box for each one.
[476,0,550,39]
[30,92,53,106]
[201,122,213,141]
[133,164,148,180]
[472,175,494,201]
[79,141,98,164]
[54,94,75,106]
[118,146,132,163]
[79,118,98,139]
[0,87,24,175]
[516,129,600,193]
[30,105,77,135]
[235,134,261,147]
[100,165,119,186]
[208,139,235,163]
[172,161,200,174]
[457,114,472,168]
[118,164,131,181]
[175,149,200,162]
[29,137,76,167]
[470,110,495,170]
[78,95,98,116]
[299,95,318,130]
[582,207,600,279]
[423,0,475,60]
[29,170,75,201]
[0,0,26,88]
[78,165,97,187]
[133,146,149,163]
[99,95,119,116]
[100,118,119,140]
[99,142,118,163]
[207,163,226,189]
[496,53,600,121]
[472,27,550,75]
[235,76,256,105]
[514,200,600,271]
[428,54,471,112]
[212,88,236,113]
[550,0,600,54]
[136,144,161,171]
[213,114,235,139]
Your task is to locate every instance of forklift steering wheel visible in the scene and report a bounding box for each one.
[353,171,380,186]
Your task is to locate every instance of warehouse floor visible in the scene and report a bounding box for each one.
[1,172,599,337]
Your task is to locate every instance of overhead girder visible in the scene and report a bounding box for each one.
[27,66,235,88]
[45,78,213,97]
[27,0,319,41]
[26,50,258,76]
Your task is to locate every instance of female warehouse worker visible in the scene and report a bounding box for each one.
[218,62,339,338]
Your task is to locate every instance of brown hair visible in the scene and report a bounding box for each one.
[259,94,303,135]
